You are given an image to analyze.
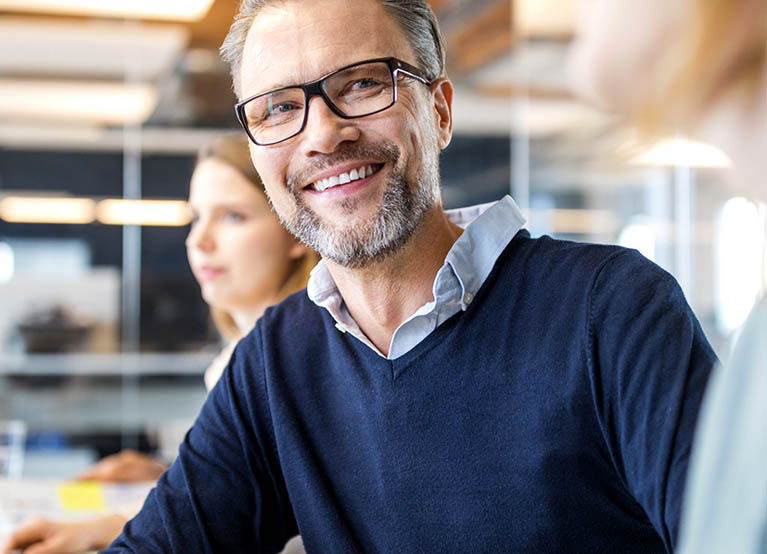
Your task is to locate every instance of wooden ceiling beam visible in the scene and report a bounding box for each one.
[444,0,514,78]
[473,83,574,100]
[186,0,239,50]
[427,0,452,13]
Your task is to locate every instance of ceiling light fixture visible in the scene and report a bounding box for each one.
[97,199,191,227]
[0,0,214,21]
[629,137,732,168]
[0,196,96,224]
[0,79,158,126]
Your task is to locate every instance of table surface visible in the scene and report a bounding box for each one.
[0,478,154,538]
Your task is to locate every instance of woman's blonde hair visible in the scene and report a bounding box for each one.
[636,0,766,135]
[195,133,319,340]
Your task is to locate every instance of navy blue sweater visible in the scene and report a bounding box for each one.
[107,232,716,553]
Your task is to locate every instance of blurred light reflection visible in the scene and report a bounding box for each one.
[618,218,657,262]
[0,242,14,282]
[714,197,764,333]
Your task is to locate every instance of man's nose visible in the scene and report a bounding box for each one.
[299,96,360,156]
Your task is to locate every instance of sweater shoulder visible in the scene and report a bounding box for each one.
[516,232,632,265]
[506,232,658,286]
[263,288,324,323]
[250,288,333,345]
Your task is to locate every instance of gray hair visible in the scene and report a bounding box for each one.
[220,0,446,98]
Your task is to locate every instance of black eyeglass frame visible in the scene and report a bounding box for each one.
[234,57,433,146]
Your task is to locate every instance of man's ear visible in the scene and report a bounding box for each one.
[431,78,454,150]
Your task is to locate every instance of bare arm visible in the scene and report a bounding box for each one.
[76,450,166,483]
[1,515,127,554]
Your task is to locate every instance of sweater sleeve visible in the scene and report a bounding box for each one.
[586,250,717,551]
[103,331,297,553]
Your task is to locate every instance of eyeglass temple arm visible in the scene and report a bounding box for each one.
[392,59,433,85]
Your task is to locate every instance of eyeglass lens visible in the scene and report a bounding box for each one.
[242,61,396,145]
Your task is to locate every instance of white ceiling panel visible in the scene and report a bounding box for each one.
[0,123,234,153]
[0,17,188,80]
[0,0,214,21]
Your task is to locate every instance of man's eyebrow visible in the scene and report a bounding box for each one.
[248,64,339,97]
[263,79,296,92]
[246,58,363,98]
[245,81,292,98]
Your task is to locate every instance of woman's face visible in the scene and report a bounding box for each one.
[186,158,304,316]
[568,0,688,112]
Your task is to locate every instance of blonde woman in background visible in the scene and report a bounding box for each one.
[1,134,316,554]
[570,0,766,551]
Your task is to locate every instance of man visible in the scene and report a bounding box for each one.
[106,0,716,551]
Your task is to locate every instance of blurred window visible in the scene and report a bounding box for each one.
[714,197,765,334]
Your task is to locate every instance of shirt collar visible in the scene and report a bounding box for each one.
[307,195,526,312]
[444,195,526,310]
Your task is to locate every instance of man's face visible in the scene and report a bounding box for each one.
[239,0,452,268]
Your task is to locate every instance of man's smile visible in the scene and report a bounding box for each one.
[309,163,384,192]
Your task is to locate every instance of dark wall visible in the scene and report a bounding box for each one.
[440,135,511,208]
[0,148,210,349]
[0,149,197,269]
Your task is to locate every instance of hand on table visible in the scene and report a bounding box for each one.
[76,450,166,483]
[1,515,126,554]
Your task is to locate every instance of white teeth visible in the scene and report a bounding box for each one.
[313,164,377,191]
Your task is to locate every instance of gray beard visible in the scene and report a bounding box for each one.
[279,140,440,269]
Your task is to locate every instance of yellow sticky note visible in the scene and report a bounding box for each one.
[56,481,107,512]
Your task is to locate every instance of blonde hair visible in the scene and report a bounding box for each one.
[636,0,767,135]
[195,133,319,340]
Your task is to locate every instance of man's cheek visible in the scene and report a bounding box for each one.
[273,193,300,224]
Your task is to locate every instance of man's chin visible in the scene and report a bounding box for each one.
[294,218,391,269]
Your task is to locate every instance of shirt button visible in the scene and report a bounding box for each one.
[463,292,474,305]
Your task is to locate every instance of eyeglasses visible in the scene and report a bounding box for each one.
[235,57,433,146]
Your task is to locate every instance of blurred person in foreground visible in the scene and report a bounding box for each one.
[102,0,717,551]
[570,0,767,552]
[1,134,315,554]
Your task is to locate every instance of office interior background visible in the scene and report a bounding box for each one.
[0,0,765,475]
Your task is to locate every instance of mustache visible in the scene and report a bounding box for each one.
[285,141,400,193]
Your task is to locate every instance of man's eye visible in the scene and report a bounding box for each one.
[351,78,381,90]
[269,102,300,115]
[253,99,303,127]
[347,78,388,93]
[336,78,389,101]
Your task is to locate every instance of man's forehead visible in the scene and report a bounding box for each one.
[239,0,413,96]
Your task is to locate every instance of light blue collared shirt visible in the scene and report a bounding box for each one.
[306,195,526,359]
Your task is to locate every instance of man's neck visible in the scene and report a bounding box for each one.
[325,205,463,356]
